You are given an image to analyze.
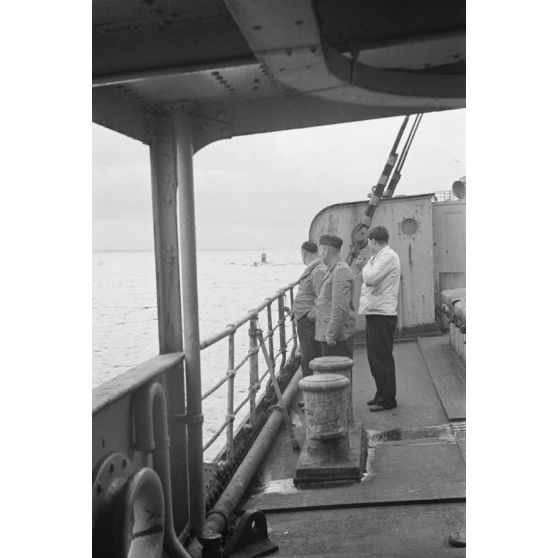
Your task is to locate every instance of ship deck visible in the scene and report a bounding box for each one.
[238,334,466,557]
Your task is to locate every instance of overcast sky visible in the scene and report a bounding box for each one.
[93,108,465,251]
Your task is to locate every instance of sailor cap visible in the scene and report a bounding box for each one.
[301,240,318,253]
[319,234,343,249]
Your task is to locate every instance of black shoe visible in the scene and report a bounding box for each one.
[369,402,397,412]
[367,397,379,405]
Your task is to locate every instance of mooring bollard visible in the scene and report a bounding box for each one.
[298,373,351,462]
[295,371,365,484]
[310,356,354,424]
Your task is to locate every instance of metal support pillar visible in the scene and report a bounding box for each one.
[149,112,188,531]
[174,110,205,537]
[150,113,183,353]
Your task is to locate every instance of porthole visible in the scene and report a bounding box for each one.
[400,218,419,236]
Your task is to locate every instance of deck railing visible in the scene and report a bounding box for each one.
[199,279,300,462]
[434,190,459,202]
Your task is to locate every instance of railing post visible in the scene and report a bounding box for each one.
[226,332,235,459]
[248,317,259,424]
[266,301,274,366]
[277,292,287,373]
[289,286,298,352]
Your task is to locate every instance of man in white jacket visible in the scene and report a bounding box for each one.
[356,226,401,411]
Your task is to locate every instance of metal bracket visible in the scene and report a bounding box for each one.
[189,110,233,153]
[223,509,278,558]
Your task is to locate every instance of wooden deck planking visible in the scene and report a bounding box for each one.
[241,439,464,512]
[417,336,466,421]
[236,336,466,556]
[265,502,466,557]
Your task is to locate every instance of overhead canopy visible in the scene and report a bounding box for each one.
[93,0,465,148]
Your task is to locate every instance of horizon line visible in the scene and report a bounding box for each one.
[92,248,294,252]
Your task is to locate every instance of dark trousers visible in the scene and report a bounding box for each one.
[320,338,354,359]
[365,314,398,405]
[297,315,321,377]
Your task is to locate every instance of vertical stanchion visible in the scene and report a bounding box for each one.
[277,292,287,373]
[226,333,235,460]
[289,287,298,351]
[266,301,274,366]
[174,110,205,537]
[248,316,259,424]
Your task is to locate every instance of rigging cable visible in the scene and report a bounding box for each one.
[383,113,423,198]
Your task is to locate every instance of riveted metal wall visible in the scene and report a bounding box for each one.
[92,354,187,532]
[432,199,466,306]
[309,194,436,332]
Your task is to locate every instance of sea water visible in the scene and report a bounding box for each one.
[93,249,302,457]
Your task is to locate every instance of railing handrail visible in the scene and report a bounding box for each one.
[199,280,300,350]
[434,190,459,202]
[198,278,301,457]
[93,278,302,465]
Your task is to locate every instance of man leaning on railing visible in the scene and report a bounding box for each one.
[291,241,327,377]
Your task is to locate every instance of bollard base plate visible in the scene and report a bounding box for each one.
[294,423,366,485]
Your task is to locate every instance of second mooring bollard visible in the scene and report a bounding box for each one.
[295,371,366,484]
[298,373,351,462]
[310,356,354,424]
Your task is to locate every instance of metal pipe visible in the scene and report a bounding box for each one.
[135,383,193,558]
[174,110,205,536]
[203,368,303,539]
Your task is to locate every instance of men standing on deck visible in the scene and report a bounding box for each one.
[292,241,327,377]
[356,226,401,411]
[315,235,356,359]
